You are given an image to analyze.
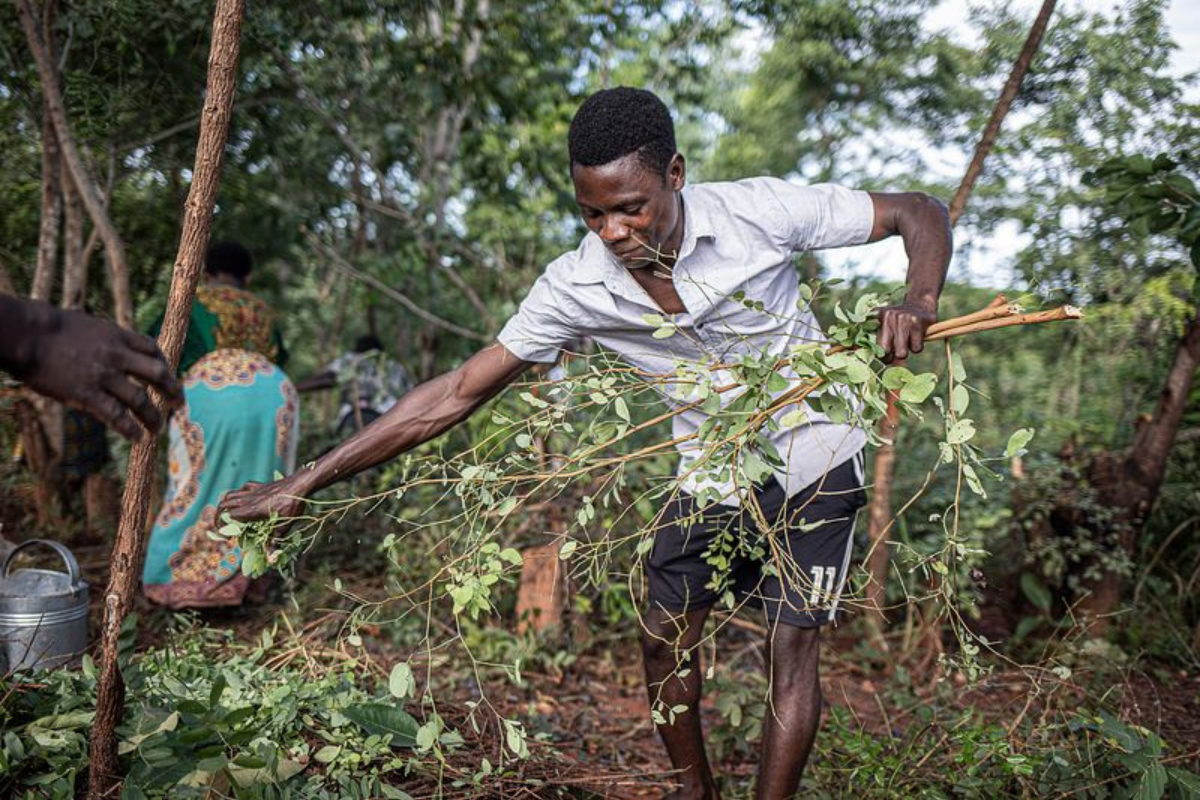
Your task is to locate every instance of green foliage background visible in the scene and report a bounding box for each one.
[1,0,1199,797]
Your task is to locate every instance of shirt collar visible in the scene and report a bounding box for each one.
[569,184,716,286]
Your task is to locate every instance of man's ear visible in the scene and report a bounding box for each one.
[668,153,686,191]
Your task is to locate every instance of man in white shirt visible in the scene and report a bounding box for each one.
[222,87,951,799]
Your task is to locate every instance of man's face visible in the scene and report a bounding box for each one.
[572,152,686,270]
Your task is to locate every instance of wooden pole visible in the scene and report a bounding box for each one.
[948,0,1058,226]
[863,0,1058,639]
[87,1,246,794]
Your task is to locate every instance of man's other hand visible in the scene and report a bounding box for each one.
[218,476,307,525]
[876,301,937,362]
[5,300,183,439]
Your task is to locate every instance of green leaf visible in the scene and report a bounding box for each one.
[389,663,415,700]
[314,745,341,764]
[1167,768,1200,795]
[613,396,631,422]
[641,313,665,327]
[779,409,807,429]
[962,463,986,498]
[449,584,475,614]
[121,785,149,800]
[1005,428,1036,458]
[818,393,849,423]
[519,391,548,409]
[842,359,872,384]
[652,324,677,339]
[209,674,227,708]
[559,539,578,559]
[946,419,976,445]
[1013,616,1042,643]
[1020,573,1052,613]
[241,548,266,578]
[951,385,970,414]
[503,719,528,758]
[899,373,937,404]
[950,352,967,382]
[1126,154,1155,176]
[1134,761,1167,800]
[343,703,420,748]
[767,371,789,393]
[881,366,914,390]
[415,723,437,751]
[741,450,773,483]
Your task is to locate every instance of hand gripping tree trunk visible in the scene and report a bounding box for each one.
[862,0,1058,641]
[15,0,133,329]
[87,1,246,794]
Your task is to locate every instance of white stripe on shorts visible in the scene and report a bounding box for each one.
[827,450,865,624]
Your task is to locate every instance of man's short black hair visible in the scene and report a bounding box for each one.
[205,240,253,281]
[568,87,677,176]
[354,334,383,353]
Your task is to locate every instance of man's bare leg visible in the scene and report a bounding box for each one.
[641,606,721,800]
[755,623,823,799]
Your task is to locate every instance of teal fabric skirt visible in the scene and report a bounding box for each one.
[143,349,298,608]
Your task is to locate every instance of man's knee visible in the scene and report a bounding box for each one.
[768,624,822,691]
[640,608,706,665]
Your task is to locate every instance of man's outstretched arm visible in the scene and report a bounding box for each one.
[0,295,182,439]
[867,192,953,361]
[218,343,534,522]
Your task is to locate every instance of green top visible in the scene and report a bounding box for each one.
[152,284,288,375]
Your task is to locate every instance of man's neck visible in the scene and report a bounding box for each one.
[660,191,686,268]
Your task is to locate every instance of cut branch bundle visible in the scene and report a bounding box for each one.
[753,296,1082,430]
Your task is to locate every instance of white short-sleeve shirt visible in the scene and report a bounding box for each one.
[498,176,875,505]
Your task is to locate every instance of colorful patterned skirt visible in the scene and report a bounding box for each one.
[143,349,299,609]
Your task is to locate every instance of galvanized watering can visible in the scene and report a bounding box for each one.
[0,539,89,672]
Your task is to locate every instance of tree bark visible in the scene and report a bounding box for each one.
[60,164,86,310]
[864,0,1057,636]
[0,259,15,295]
[32,102,60,302]
[864,386,901,644]
[15,0,134,328]
[87,1,245,794]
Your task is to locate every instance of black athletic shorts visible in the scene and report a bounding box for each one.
[645,453,866,628]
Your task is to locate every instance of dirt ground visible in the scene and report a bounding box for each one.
[3,491,1199,798]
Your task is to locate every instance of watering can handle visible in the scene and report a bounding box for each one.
[2,539,83,585]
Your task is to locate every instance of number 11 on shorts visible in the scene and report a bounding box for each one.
[809,566,837,607]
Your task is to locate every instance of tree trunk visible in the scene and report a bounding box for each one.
[60,165,86,310]
[13,397,61,527]
[948,0,1058,226]
[0,259,15,295]
[15,0,133,329]
[516,540,568,636]
[32,103,60,302]
[864,387,900,646]
[87,2,245,793]
[1078,309,1200,622]
[864,0,1057,634]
